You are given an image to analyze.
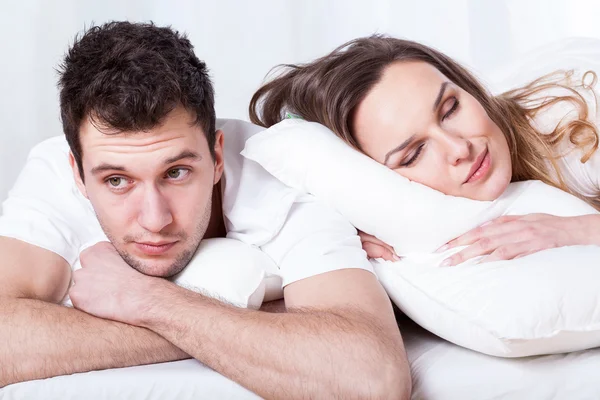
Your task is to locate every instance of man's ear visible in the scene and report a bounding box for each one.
[212,130,225,185]
[69,153,88,199]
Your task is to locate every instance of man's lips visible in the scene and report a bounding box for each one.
[134,241,178,255]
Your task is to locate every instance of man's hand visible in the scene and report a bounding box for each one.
[358,231,400,261]
[0,237,189,387]
[70,242,156,324]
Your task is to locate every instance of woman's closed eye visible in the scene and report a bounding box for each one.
[399,143,425,167]
[441,97,460,121]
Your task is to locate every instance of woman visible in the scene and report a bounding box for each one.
[249,35,600,266]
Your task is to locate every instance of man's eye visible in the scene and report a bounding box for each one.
[167,169,181,179]
[107,177,126,187]
[166,168,190,180]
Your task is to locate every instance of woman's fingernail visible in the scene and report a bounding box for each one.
[441,259,452,267]
[392,254,400,261]
[436,245,449,253]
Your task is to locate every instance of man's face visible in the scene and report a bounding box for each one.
[71,107,224,277]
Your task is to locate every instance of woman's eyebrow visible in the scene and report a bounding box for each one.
[433,81,450,111]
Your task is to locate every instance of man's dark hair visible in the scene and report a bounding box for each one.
[58,21,216,179]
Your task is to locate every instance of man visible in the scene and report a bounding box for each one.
[0,22,410,399]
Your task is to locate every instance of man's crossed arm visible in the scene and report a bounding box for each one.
[1,237,411,399]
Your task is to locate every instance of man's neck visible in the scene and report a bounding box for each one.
[204,180,226,239]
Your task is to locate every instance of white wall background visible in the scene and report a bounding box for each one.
[1,0,600,202]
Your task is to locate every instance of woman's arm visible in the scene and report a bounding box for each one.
[440,213,600,266]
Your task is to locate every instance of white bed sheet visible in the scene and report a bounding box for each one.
[0,359,260,400]
[3,319,600,400]
[401,317,600,400]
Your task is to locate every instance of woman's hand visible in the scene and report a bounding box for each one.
[439,213,600,266]
[358,231,400,261]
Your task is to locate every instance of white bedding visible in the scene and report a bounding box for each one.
[401,316,600,400]
[0,360,260,400]
[4,318,600,400]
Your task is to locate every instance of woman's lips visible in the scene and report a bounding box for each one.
[464,148,491,184]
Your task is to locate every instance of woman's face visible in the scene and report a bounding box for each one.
[353,61,512,201]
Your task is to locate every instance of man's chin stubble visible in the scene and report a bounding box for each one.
[119,248,196,278]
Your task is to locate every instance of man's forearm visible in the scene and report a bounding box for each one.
[0,298,188,387]
[138,282,408,400]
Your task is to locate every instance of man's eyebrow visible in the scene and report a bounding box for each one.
[90,151,201,176]
[164,151,201,165]
[91,164,126,176]
[433,81,450,111]
[383,134,416,165]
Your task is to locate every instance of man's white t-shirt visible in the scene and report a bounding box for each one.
[0,119,374,287]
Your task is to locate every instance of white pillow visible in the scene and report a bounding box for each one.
[242,116,600,357]
[243,118,517,255]
[170,238,283,309]
[64,238,283,310]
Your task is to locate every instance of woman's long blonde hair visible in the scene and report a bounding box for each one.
[249,35,600,210]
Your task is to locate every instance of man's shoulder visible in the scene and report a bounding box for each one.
[19,135,76,191]
[30,135,69,153]
[1,135,104,266]
[217,118,264,142]
[218,118,301,246]
[26,135,71,167]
